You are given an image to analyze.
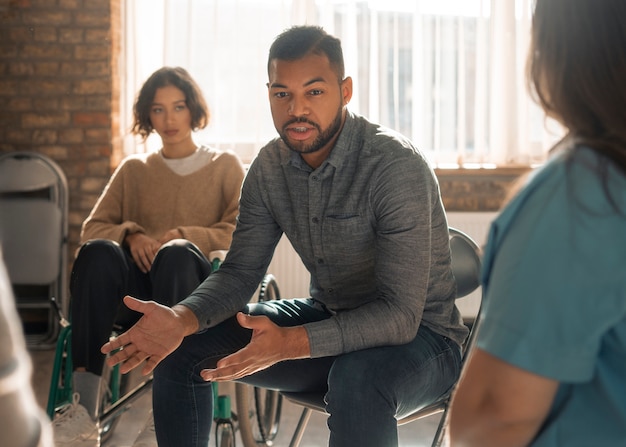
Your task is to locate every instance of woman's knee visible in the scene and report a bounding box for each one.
[71,239,129,288]
[150,241,211,300]
[74,239,125,266]
[153,240,207,271]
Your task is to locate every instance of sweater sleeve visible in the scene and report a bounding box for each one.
[80,159,145,246]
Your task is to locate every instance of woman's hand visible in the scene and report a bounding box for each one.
[125,233,161,273]
[158,228,184,245]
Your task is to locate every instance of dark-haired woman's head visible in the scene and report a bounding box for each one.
[132,67,209,140]
[528,0,626,168]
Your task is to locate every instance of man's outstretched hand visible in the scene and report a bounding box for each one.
[200,312,310,382]
[100,295,199,375]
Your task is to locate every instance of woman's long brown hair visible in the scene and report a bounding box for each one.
[527,0,626,174]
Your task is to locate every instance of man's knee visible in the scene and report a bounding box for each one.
[330,353,379,390]
[154,335,217,381]
[325,354,386,415]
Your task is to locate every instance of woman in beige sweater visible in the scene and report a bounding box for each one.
[53,67,245,446]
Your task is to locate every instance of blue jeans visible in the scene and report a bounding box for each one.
[152,299,462,447]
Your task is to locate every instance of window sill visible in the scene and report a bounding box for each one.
[436,166,533,212]
[435,165,533,178]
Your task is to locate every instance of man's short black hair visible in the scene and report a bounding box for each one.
[267,25,345,80]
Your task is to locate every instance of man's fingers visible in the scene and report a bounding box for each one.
[142,357,161,376]
[122,295,148,312]
[101,333,127,354]
[103,345,155,375]
[236,312,269,330]
[104,349,126,367]
[121,351,160,376]
[118,352,146,374]
[201,365,241,382]
[201,361,266,382]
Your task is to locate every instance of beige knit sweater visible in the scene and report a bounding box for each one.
[80,147,245,259]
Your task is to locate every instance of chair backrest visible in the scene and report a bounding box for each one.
[448,227,482,299]
[0,201,63,284]
[0,152,63,196]
[0,151,69,347]
[0,152,68,285]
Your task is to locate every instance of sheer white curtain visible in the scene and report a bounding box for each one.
[121,0,563,166]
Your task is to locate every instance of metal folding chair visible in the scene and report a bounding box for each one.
[280,227,483,447]
[0,151,68,349]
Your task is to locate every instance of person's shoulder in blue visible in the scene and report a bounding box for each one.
[448,0,626,446]
[480,146,626,445]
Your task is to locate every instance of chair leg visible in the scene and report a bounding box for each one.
[289,407,313,447]
[431,407,450,447]
[46,325,73,418]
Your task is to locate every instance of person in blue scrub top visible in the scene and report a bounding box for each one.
[449,0,626,446]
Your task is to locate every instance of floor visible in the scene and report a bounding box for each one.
[31,347,444,447]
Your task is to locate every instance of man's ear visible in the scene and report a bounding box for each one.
[341,76,353,105]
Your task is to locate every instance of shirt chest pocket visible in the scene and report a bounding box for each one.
[322,214,375,267]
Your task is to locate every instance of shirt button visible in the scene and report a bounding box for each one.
[312,175,319,181]
[327,288,334,293]
[312,217,319,224]
[317,258,324,264]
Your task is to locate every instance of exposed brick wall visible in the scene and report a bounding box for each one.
[0,0,121,262]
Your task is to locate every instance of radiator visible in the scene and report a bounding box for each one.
[266,236,310,300]
[266,211,497,319]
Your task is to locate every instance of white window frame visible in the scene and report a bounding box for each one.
[120,0,563,167]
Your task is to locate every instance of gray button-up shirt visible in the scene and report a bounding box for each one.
[182,112,468,358]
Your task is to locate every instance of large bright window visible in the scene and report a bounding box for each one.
[121,0,563,167]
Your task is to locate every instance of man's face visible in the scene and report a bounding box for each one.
[267,53,352,166]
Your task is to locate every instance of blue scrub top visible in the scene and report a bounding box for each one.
[477,145,626,446]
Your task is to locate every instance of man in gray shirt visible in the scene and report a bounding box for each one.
[103,25,468,447]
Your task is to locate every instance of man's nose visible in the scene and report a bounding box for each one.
[288,97,309,116]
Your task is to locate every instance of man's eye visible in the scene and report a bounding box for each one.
[309,89,323,96]
[274,92,288,99]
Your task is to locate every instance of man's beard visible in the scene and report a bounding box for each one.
[279,107,343,155]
